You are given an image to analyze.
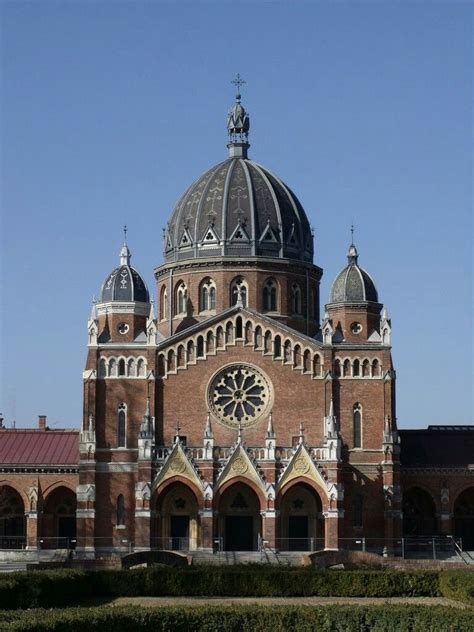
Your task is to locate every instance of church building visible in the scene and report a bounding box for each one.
[1,85,473,557]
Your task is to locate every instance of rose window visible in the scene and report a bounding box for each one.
[208,364,273,428]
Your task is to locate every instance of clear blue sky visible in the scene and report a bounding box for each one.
[1,1,472,429]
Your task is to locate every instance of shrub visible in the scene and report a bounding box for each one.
[1,605,473,632]
[0,568,441,609]
[439,571,474,606]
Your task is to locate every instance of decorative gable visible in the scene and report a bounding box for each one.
[153,442,204,492]
[215,443,267,496]
[259,222,279,243]
[277,444,337,499]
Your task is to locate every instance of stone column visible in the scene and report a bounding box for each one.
[262,510,277,549]
[26,512,38,549]
[199,509,214,551]
[324,510,342,550]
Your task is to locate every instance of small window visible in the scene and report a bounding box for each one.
[230,277,247,307]
[200,278,217,312]
[175,282,188,315]
[291,283,302,315]
[353,403,362,448]
[116,494,125,526]
[263,279,277,312]
[118,404,126,448]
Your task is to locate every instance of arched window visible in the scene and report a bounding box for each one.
[118,359,126,376]
[284,340,292,363]
[200,278,216,312]
[197,336,204,358]
[98,358,107,378]
[264,330,272,353]
[274,335,282,359]
[291,283,302,315]
[303,349,311,372]
[362,359,370,377]
[343,359,351,377]
[118,404,126,448]
[254,325,262,349]
[293,344,301,368]
[109,358,117,377]
[230,277,247,308]
[137,358,145,377]
[353,494,363,528]
[116,494,125,526]
[187,340,195,362]
[353,403,362,449]
[167,350,176,372]
[177,345,185,367]
[313,354,321,377]
[127,358,135,377]
[372,359,381,377]
[263,278,277,312]
[353,359,360,377]
[216,327,224,348]
[226,321,233,343]
[244,321,252,344]
[159,285,168,321]
[334,359,341,377]
[206,330,215,353]
[175,282,187,315]
[235,316,243,339]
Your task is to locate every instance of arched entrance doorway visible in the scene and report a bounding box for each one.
[279,483,324,550]
[454,488,474,549]
[156,483,199,551]
[0,486,25,548]
[402,487,437,536]
[41,486,76,548]
[218,482,261,551]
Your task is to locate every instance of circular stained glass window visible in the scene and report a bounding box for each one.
[208,364,273,429]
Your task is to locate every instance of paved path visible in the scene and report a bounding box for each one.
[110,596,470,609]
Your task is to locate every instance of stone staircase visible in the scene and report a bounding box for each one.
[191,549,305,566]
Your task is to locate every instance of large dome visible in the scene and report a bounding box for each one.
[164,157,313,263]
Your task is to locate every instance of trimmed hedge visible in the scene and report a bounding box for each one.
[0,568,442,609]
[0,605,473,632]
[439,571,474,606]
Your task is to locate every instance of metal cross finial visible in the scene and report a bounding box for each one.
[232,73,246,95]
[350,224,355,245]
[123,224,128,243]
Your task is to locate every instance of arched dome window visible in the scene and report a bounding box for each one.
[175,282,188,316]
[263,278,277,312]
[159,286,168,321]
[230,277,247,308]
[200,278,216,312]
[118,403,126,448]
[353,403,362,449]
[291,283,302,315]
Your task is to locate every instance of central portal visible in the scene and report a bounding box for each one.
[218,482,261,551]
[225,516,253,551]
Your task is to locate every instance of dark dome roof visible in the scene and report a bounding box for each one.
[164,157,314,263]
[329,244,379,303]
[99,243,149,303]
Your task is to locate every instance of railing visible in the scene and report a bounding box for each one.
[150,537,192,552]
[272,537,325,552]
[0,536,26,550]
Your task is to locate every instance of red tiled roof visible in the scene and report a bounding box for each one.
[0,430,79,466]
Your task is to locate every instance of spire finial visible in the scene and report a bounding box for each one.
[119,227,131,266]
[227,75,250,158]
[231,73,246,97]
[347,225,358,265]
[237,419,243,444]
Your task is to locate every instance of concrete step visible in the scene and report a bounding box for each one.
[191,550,304,566]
